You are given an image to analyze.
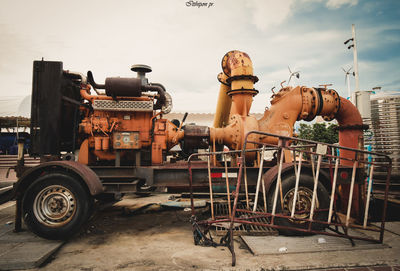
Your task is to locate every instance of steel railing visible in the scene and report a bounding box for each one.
[187,131,392,266]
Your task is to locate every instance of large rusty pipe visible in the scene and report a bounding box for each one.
[335,97,364,165]
[213,73,231,128]
[222,50,258,117]
[258,87,304,143]
[210,51,360,167]
[210,50,259,153]
[258,87,342,144]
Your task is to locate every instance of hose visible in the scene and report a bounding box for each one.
[63,70,87,85]
[87,71,105,89]
[143,83,167,110]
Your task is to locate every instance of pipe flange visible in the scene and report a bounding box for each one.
[226,75,259,85]
[322,89,341,121]
[336,124,369,131]
[299,87,319,121]
[315,88,324,116]
[227,88,259,96]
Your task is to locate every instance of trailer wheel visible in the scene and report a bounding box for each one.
[22,173,93,240]
[268,173,329,236]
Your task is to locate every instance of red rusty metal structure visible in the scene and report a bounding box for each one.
[188,132,392,266]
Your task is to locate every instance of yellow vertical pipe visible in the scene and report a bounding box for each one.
[212,73,232,128]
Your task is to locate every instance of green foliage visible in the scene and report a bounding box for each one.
[297,122,338,144]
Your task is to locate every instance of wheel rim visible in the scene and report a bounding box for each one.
[282,186,319,224]
[33,185,77,227]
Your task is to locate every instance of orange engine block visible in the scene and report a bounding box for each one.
[76,66,183,166]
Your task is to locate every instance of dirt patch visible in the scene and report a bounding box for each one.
[116,260,156,269]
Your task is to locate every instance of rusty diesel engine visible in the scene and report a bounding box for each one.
[31,62,183,166]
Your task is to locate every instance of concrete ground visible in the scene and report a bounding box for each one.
[1,194,399,271]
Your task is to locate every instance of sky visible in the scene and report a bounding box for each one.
[0,0,399,116]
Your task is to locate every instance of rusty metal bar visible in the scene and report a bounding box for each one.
[233,208,381,231]
[380,164,392,243]
[228,155,245,266]
[310,151,316,181]
[229,218,381,243]
[253,145,265,212]
[346,161,358,227]
[188,158,196,217]
[212,137,217,167]
[291,153,302,218]
[310,154,322,221]
[363,165,374,228]
[247,139,378,166]
[245,130,391,160]
[261,163,268,213]
[292,149,298,179]
[207,156,215,220]
[197,213,382,242]
[272,148,285,216]
[224,154,232,217]
[243,163,250,209]
[188,130,392,266]
[328,157,340,223]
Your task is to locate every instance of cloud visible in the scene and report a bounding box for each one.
[0,0,399,115]
[381,79,400,88]
[326,0,358,9]
[246,0,295,31]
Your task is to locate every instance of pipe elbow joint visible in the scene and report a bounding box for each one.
[221,50,258,96]
[222,50,253,77]
[319,89,341,121]
[298,87,341,122]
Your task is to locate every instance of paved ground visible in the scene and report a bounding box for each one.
[0,194,399,271]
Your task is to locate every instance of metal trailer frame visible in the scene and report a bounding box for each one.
[188,131,392,266]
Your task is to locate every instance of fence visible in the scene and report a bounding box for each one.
[187,131,392,266]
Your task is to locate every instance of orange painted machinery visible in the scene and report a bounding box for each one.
[16,51,368,240]
[71,50,362,168]
[76,65,184,166]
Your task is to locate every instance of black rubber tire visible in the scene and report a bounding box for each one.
[22,173,93,240]
[267,173,330,236]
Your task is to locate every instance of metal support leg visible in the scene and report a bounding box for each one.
[291,154,302,218]
[243,165,250,209]
[363,165,374,228]
[310,155,322,221]
[14,196,22,232]
[253,146,265,212]
[224,154,232,217]
[272,148,285,216]
[346,161,358,227]
[207,156,215,220]
[328,158,339,223]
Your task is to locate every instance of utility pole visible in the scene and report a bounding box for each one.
[344,24,360,102]
[352,24,360,91]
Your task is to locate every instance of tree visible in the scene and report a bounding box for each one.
[298,122,338,144]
